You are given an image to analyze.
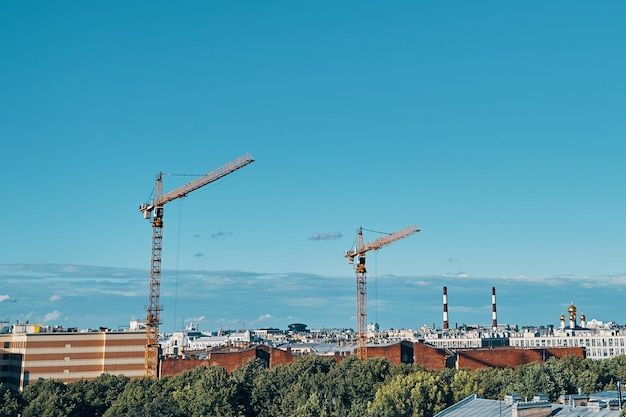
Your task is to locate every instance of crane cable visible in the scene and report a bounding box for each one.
[374,250,378,326]
[173,199,183,331]
[362,227,392,236]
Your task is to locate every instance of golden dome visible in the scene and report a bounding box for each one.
[560,314,566,321]
[580,314,586,321]
[568,304,576,313]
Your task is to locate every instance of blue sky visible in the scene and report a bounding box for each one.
[1,2,625,332]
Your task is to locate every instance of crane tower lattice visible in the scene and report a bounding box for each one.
[344,224,419,360]
[139,153,254,377]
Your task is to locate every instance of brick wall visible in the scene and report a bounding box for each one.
[368,341,414,365]
[159,344,586,377]
[161,357,208,376]
[368,343,403,365]
[160,346,299,377]
[270,346,297,367]
[456,347,585,370]
[209,348,258,372]
[413,342,448,370]
[544,348,584,360]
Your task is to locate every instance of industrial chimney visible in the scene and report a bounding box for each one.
[492,287,497,330]
[443,287,449,330]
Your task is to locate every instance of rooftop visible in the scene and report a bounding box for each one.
[434,393,624,417]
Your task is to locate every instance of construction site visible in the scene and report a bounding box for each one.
[0,154,626,390]
[2,153,625,392]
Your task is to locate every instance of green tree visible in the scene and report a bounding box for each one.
[506,362,562,402]
[0,383,21,417]
[104,377,184,417]
[250,362,299,417]
[172,365,236,417]
[450,368,483,402]
[473,367,511,400]
[332,356,400,416]
[368,369,451,417]
[65,374,130,417]
[600,355,626,391]
[21,379,81,417]
[291,391,328,417]
[230,358,268,417]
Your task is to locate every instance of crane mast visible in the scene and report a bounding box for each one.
[139,153,254,378]
[344,224,419,360]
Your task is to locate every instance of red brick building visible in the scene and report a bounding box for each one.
[455,346,584,370]
[159,341,585,377]
[161,345,298,376]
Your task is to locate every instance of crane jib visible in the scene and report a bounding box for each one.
[157,153,254,206]
[141,152,254,378]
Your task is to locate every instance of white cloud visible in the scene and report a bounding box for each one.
[284,297,330,308]
[185,316,206,323]
[44,310,62,322]
[453,305,490,314]
[100,289,144,297]
[252,313,274,323]
[309,232,343,241]
[1,263,625,331]
[211,232,232,239]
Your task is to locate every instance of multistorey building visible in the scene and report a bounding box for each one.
[422,302,626,360]
[0,323,145,391]
[509,304,626,359]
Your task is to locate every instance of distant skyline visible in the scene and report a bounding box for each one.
[1,3,625,331]
[1,264,625,333]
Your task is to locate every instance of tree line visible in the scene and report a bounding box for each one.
[1,354,625,417]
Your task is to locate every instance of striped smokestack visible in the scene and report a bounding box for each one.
[443,286,449,330]
[491,287,497,330]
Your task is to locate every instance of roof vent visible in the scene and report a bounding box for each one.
[586,399,606,409]
[512,400,551,417]
[505,393,522,404]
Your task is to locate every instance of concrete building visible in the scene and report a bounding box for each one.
[0,324,145,391]
[426,290,626,360]
[161,327,253,356]
[509,311,626,359]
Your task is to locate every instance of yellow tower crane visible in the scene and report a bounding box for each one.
[344,224,419,360]
[139,153,254,377]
